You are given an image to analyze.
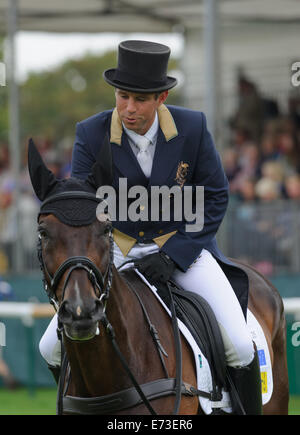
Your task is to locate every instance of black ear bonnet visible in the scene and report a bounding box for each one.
[28,135,113,226]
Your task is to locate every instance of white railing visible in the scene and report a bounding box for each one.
[0,299,299,321]
[0,299,299,393]
[0,302,54,326]
[283,298,300,321]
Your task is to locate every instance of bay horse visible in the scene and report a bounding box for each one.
[29,139,289,415]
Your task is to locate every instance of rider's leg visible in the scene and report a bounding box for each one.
[39,312,61,383]
[172,249,253,367]
[172,249,262,415]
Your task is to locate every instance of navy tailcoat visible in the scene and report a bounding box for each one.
[71,104,249,316]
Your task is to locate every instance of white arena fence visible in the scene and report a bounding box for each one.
[0,299,299,394]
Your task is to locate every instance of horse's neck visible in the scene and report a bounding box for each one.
[65,272,147,397]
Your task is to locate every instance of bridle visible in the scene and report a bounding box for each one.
[38,228,113,312]
[37,191,113,311]
[37,191,199,415]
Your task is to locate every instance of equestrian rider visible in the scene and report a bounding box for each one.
[39,40,262,415]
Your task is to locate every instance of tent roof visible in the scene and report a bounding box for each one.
[1,0,300,34]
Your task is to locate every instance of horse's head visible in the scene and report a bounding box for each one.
[28,138,113,341]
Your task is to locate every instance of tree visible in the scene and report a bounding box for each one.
[20,50,180,149]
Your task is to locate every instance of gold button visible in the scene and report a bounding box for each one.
[158,229,164,234]
[140,205,145,211]
[139,231,144,237]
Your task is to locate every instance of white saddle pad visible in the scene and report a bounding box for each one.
[124,266,273,414]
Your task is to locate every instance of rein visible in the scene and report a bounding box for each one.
[58,279,197,416]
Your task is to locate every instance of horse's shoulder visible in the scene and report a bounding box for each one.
[118,269,164,312]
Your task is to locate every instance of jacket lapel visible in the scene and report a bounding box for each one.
[109,105,185,187]
[111,134,148,186]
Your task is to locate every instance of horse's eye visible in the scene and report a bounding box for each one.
[38,228,49,239]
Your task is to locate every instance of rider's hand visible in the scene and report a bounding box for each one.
[134,252,176,285]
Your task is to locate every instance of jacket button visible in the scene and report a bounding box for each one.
[139,231,145,237]
[158,229,164,234]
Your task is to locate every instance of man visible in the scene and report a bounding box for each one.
[40,40,262,414]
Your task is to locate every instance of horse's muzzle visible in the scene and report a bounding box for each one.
[58,299,104,341]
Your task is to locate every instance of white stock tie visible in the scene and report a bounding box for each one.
[135,136,152,178]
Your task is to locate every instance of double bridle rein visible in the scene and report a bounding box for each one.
[38,191,198,415]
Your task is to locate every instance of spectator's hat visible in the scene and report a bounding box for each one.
[103,40,177,93]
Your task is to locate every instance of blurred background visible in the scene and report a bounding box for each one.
[0,0,299,414]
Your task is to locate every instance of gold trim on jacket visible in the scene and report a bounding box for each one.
[113,228,177,257]
[110,104,178,145]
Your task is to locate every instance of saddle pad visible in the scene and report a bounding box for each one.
[247,309,273,404]
[120,265,273,413]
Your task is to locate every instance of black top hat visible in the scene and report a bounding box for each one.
[103,40,177,93]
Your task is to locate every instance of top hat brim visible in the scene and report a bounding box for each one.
[103,69,178,93]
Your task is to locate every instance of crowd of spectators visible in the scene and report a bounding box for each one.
[0,139,71,273]
[0,75,299,275]
[224,75,300,203]
[222,75,300,275]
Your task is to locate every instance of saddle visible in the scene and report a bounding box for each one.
[155,280,229,405]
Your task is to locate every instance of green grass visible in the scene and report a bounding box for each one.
[0,388,299,415]
[0,388,57,415]
[288,395,300,415]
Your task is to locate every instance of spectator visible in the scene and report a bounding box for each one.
[257,130,280,175]
[222,147,241,183]
[237,178,257,202]
[255,177,282,202]
[229,143,259,195]
[232,75,264,143]
[261,161,285,184]
[284,174,300,200]
[276,127,300,175]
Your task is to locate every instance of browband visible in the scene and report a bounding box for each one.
[41,191,101,208]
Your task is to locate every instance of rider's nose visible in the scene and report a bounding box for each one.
[127,98,136,113]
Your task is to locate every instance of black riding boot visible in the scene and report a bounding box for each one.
[227,351,263,415]
[48,364,60,385]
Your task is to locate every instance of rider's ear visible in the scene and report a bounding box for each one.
[86,133,113,189]
[28,138,58,201]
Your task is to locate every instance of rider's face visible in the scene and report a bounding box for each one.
[115,89,168,136]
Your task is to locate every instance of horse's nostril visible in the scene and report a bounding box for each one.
[58,300,73,324]
[58,298,104,325]
[90,299,105,320]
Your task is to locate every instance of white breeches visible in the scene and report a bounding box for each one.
[39,243,254,368]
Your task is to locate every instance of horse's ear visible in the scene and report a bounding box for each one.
[27,138,58,201]
[86,133,113,189]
